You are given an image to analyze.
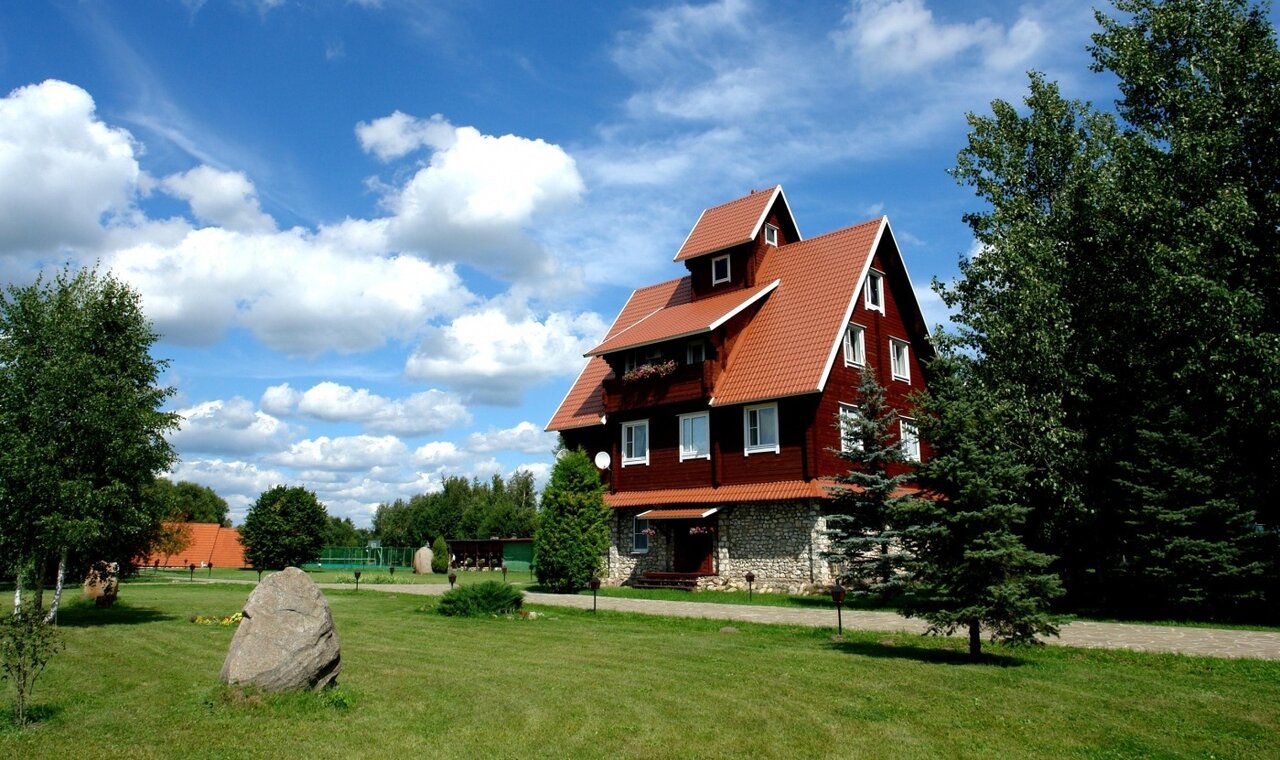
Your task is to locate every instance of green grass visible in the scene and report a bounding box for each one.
[1,583,1276,759]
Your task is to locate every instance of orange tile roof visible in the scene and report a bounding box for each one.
[710,219,883,406]
[585,279,778,356]
[674,186,783,262]
[546,277,692,431]
[140,522,248,568]
[636,507,721,519]
[605,480,831,507]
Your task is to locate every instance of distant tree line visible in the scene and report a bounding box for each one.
[371,472,539,548]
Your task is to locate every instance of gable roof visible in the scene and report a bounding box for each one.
[139,522,248,568]
[673,186,797,262]
[585,279,779,357]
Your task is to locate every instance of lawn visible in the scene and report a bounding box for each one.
[5,582,1275,759]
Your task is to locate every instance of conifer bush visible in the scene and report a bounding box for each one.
[533,449,609,593]
[436,581,524,617]
[431,536,448,574]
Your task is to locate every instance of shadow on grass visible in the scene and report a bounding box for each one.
[830,638,1026,667]
[55,602,175,627]
[0,704,62,732]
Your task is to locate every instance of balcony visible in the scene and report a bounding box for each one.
[602,360,718,413]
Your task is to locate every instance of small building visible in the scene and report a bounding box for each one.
[447,538,534,573]
[546,186,932,592]
[140,522,248,569]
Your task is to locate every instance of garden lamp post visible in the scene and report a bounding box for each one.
[389,564,396,577]
[353,569,362,591]
[448,571,457,590]
[188,562,196,581]
[589,576,601,613]
[745,571,755,601]
[830,583,846,637]
[255,566,263,583]
[501,564,508,582]
[208,561,214,578]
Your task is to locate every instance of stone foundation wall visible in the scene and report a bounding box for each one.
[604,501,836,594]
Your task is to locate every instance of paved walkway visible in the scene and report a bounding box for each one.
[307,581,1280,661]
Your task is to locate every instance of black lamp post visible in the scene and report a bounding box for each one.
[389,564,396,577]
[501,564,508,582]
[353,569,362,591]
[188,562,196,581]
[208,561,214,578]
[589,576,601,612]
[448,571,457,589]
[745,571,755,601]
[256,566,263,583]
[830,583,847,637]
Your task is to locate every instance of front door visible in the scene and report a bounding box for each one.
[673,521,715,575]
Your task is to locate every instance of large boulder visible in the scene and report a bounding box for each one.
[220,567,340,691]
[82,561,119,607]
[413,546,434,575]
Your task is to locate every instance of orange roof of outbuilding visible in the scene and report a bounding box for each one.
[140,522,248,568]
[604,480,832,507]
[585,279,778,356]
[674,186,789,262]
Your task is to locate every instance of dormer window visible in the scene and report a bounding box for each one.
[712,254,731,285]
[764,224,778,246]
[865,271,884,312]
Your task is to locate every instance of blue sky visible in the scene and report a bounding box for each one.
[2,0,1121,526]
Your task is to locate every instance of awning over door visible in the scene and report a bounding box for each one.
[636,507,719,520]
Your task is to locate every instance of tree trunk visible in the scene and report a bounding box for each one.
[42,549,67,624]
[968,619,982,660]
[12,576,21,615]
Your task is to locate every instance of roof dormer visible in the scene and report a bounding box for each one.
[674,186,801,299]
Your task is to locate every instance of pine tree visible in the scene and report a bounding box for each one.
[823,368,914,598]
[534,449,609,593]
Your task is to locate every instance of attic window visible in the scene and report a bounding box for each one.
[764,224,778,246]
[865,271,885,312]
[712,254,731,285]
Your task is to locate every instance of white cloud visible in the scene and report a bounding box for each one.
[411,441,467,468]
[465,421,559,455]
[269,434,409,471]
[169,398,294,455]
[160,165,276,233]
[167,458,289,521]
[107,218,473,353]
[404,307,608,405]
[355,111,455,162]
[267,381,471,435]
[0,80,140,254]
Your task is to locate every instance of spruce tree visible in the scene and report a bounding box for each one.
[534,449,609,593]
[823,368,914,598]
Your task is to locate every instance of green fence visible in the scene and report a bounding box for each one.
[309,545,415,570]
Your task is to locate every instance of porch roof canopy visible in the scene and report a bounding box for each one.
[636,507,720,520]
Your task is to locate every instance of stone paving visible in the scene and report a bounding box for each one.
[312,581,1280,661]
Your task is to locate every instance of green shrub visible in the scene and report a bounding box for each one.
[0,600,63,726]
[437,581,524,618]
[431,536,448,574]
[534,449,609,593]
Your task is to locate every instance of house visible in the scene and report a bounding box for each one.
[139,522,248,569]
[546,186,932,592]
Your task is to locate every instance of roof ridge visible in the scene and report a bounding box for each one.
[784,216,880,245]
[698,185,780,213]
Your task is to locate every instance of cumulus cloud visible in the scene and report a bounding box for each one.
[465,421,559,455]
[269,434,409,471]
[355,111,455,162]
[169,398,294,455]
[835,0,1046,80]
[0,80,140,255]
[107,218,473,353]
[160,165,276,233]
[404,307,608,405]
[265,381,471,435]
[167,458,288,519]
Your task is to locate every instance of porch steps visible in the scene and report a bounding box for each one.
[630,571,700,591]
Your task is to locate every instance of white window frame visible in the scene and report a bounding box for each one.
[900,417,921,462]
[838,402,864,454]
[865,270,885,313]
[686,340,706,364]
[712,254,731,285]
[764,224,779,246]
[743,403,780,455]
[890,338,911,383]
[633,517,650,554]
[843,323,866,367]
[623,352,638,374]
[678,412,711,462]
[621,419,649,466]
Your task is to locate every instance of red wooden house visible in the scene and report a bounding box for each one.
[547,187,932,591]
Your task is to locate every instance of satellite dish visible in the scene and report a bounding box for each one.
[594,451,612,469]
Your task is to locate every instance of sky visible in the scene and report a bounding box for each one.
[1,0,1123,526]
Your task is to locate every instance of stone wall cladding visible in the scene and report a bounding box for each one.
[604,501,835,594]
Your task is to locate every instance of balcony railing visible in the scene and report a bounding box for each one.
[602,360,718,413]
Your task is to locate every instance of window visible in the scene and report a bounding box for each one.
[890,338,911,382]
[900,418,921,462]
[679,412,710,461]
[865,271,884,312]
[622,420,649,466]
[623,352,637,374]
[633,518,650,554]
[843,323,865,367]
[686,340,706,364]
[743,403,779,455]
[764,224,779,246]
[838,403,864,454]
[712,254,731,285]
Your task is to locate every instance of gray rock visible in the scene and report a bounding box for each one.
[220,567,340,691]
[720,626,740,634]
[413,546,434,574]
